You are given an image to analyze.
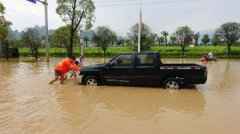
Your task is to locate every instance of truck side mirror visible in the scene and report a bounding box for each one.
[110,60,117,66]
[106,61,115,68]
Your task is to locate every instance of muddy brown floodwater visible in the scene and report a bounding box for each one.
[0,58,240,134]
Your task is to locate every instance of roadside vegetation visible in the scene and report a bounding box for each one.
[1,1,240,60]
[19,46,240,58]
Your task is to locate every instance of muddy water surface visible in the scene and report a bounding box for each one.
[0,58,240,134]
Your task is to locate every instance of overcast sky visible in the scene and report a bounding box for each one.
[1,0,240,35]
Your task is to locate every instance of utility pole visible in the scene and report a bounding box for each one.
[44,0,49,62]
[137,0,142,53]
[80,30,84,56]
[40,0,49,62]
[27,0,49,61]
[79,10,85,57]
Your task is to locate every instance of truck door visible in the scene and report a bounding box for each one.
[103,54,135,85]
[134,53,160,85]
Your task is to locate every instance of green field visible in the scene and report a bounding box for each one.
[19,46,240,58]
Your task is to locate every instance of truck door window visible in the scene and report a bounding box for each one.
[136,54,155,66]
[113,55,133,66]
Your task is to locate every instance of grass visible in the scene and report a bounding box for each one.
[19,46,240,58]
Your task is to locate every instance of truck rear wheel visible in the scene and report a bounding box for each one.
[164,79,180,89]
[84,76,99,86]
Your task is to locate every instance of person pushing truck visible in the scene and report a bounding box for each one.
[49,56,80,84]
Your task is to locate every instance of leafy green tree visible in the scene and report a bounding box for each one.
[158,36,165,46]
[22,28,42,60]
[215,22,240,56]
[51,25,79,49]
[0,2,7,41]
[169,34,177,45]
[153,34,164,46]
[56,0,95,57]
[161,31,168,45]
[4,28,22,59]
[175,26,194,56]
[93,26,116,58]
[116,36,125,46]
[110,32,117,46]
[0,2,12,59]
[0,2,4,14]
[0,25,8,41]
[193,32,200,46]
[211,33,223,46]
[128,23,155,51]
[152,33,158,46]
[201,34,210,45]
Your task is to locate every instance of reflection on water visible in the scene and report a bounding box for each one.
[83,87,205,118]
[0,58,240,134]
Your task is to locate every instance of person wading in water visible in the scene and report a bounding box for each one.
[49,56,80,84]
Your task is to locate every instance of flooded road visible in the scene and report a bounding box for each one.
[0,58,240,134]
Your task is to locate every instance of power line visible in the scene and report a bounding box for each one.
[93,0,198,4]
[94,0,198,8]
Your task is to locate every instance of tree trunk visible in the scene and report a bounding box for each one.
[227,43,231,57]
[34,47,38,61]
[195,38,198,46]
[69,0,77,57]
[30,43,34,58]
[103,50,106,63]
[165,36,167,46]
[85,40,88,48]
[158,39,161,47]
[5,41,9,60]
[181,44,185,58]
[69,26,74,57]
[0,41,2,57]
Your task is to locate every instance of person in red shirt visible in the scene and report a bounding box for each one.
[49,56,80,84]
[200,55,209,65]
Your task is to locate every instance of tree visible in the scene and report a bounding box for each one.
[128,23,155,51]
[110,32,117,46]
[22,28,42,60]
[0,2,7,41]
[51,25,79,49]
[158,36,165,46]
[116,36,125,46]
[161,31,168,45]
[201,34,210,45]
[169,34,177,45]
[175,26,194,56]
[0,25,8,41]
[215,22,240,56]
[83,36,89,47]
[211,33,223,46]
[0,2,4,14]
[93,26,116,58]
[0,2,12,59]
[193,32,200,46]
[56,0,95,57]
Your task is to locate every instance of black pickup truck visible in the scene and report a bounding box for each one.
[79,52,207,89]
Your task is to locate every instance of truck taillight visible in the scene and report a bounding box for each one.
[205,67,208,76]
